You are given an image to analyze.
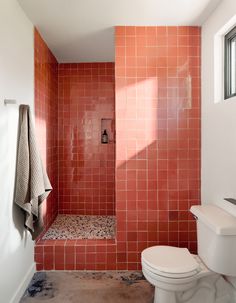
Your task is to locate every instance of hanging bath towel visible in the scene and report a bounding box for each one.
[14,105,52,240]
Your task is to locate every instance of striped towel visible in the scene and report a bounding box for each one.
[14,105,52,240]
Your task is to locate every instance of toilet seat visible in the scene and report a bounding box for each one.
[142,246,200,279]
[142,258,200,279]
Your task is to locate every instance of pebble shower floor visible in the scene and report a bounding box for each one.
[42,215,116,240]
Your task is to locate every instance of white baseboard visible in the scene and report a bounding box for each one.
[10,263,36,303]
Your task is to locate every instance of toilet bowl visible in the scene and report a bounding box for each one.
[142,205,236,303]
[142,246,213,303]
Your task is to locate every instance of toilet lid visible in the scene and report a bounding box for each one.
[142,246,199,275]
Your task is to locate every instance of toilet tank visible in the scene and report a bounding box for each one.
[190,204,236,276]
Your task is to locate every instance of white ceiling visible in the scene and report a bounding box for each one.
[19,0,221,63]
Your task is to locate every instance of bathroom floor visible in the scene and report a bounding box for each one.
[42,215,116,240]
[20,271,154,303]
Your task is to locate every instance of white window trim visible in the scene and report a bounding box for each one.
[214,15,236,103]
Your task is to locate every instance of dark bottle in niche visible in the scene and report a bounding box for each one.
[101,129,109,144]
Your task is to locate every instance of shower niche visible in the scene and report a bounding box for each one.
[101,118,115,144]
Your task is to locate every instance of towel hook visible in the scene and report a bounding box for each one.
[4,99,17,106]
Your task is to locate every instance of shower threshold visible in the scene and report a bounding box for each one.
[42,214,116,240]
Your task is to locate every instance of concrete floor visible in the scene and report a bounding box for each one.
[20,271,154,303]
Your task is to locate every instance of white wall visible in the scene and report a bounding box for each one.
[202,0,236,216]
[0,0,35,302]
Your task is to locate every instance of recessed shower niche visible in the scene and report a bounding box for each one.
[101,118,115,144]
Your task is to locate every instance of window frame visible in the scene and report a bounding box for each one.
[224,26,236,100]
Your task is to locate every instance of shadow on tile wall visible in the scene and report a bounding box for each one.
[34,29,59,233]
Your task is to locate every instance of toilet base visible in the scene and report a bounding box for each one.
[154,288,176,303]
[152,275,236,303]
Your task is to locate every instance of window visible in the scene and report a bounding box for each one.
[225,26,236,99]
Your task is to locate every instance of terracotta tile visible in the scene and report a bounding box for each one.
[34,25,200,271]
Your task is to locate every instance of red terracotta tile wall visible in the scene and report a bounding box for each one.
[115,26,201,268]
[34,29,59,232]
[35,26,201,271]
[35,239,117,271]
[58,63,115,215]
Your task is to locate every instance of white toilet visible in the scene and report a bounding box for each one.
[142,204,236,303]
